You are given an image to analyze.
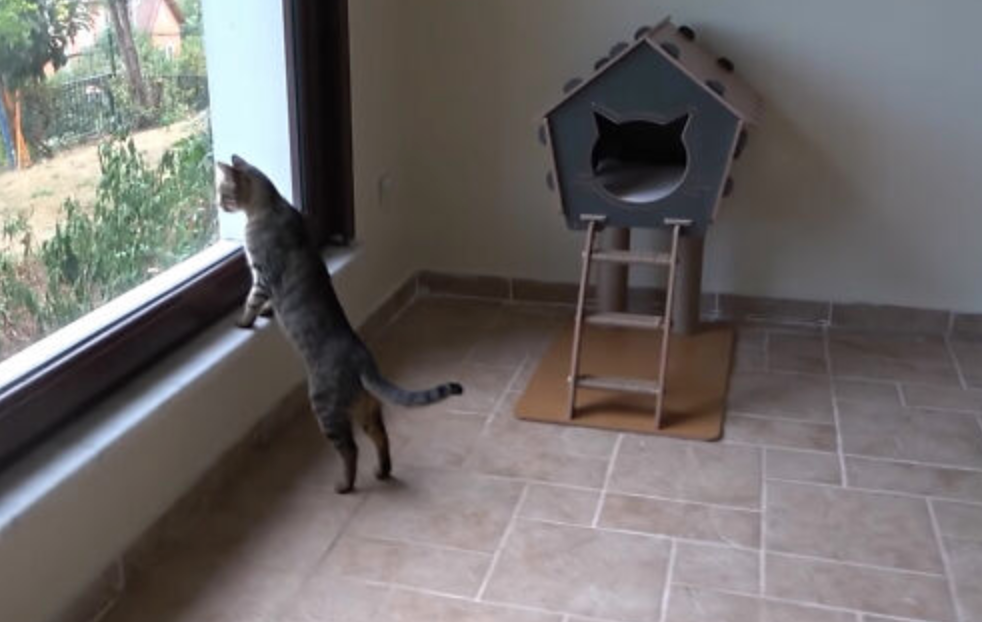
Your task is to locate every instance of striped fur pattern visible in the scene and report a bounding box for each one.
[217,155,463,493]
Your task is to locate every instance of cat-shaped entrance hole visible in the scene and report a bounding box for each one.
[591,112,689,204]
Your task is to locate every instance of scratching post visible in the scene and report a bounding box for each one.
[672,235,704,335]
[597,227,630,312]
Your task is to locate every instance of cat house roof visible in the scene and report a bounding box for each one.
[545,18,764,125]
[540,17,764,232]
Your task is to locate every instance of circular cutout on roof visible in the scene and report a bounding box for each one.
[634,26,651,40]
[563,77,583,94]
[678,25,696,41]
[591,112,690,205]
[609,41,629,57]
[538,124,548,146]
[723,177,735,197]
[546,171,556,191]
[594,56,610,71]
[717,57,735,73]
[706,79,726,97]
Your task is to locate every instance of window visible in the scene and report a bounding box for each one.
[0,0,352,466]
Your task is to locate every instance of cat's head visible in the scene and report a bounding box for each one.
[216,155,278,215]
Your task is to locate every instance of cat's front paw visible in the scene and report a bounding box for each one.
[235,317,257,329]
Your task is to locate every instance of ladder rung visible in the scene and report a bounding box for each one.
[586,312,664,330]
[590,250,671,266]
[576,375,663,396]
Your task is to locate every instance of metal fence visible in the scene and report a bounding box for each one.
[26,73,209,148]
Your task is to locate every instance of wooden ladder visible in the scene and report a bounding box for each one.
[567,216,690,428]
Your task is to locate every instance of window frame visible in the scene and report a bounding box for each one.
[0,0,353,468]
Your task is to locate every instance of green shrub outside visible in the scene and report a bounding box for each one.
[0,123,217,360]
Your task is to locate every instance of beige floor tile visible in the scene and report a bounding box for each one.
[348,468,523,553]
[384,588,563,622]
[385,409,487,470]
[483,519,671,622]
[736,326,769,349]
[839,401,982,468]
[106,555,302,622]
[492,397,620,459]
[222,490,362,575]
[599,493,760,548]
[846,456,982,502]
[766,481,944,573]
[829,333,961,387]
[672,542,760,594]
[833,379,901,406]
[728,372,834,422]
[466,312,560,368]
[664,586,857,622]
[726,415,838,452]
[765,448,842,485]
[734,344,768,372]
[608,436,762,509]
[933,500,982,541]
[518,484,601,526]
[944,537,982,621]
[277,575,394,622]
[768,332,829,374]
[764,553,955,621]
[463,416,612,488]
[951,340,982,390]
[463,447,608,489]
[394,297,503,331]
[902,383,982,413]
[160,477,360,577]
[734,327,768,373]
[435,362,517,413]
[373,324,478,372]
[319,534,491,597]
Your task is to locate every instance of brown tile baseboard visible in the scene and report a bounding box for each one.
[413,270,980,337]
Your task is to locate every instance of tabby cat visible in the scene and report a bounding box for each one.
[217,155,463,493]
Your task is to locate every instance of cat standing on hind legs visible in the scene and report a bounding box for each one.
[217,155,463,493]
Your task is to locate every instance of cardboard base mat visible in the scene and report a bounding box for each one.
[515,322,735,441]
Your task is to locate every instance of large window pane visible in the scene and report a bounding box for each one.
[0,0,217,365]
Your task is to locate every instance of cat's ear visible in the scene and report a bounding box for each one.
[217,161,235,178]
[668,113,691,131]
[594,111,620,134]
[231,154,248,168]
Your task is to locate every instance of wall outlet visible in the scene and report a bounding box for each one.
[377,171,394,207]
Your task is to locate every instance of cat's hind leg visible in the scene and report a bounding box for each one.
[312,393,360,494]
[356,393,392,480]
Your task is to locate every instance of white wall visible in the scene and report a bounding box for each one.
[402,0,982,312]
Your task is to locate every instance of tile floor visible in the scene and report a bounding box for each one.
[99,297,982,622]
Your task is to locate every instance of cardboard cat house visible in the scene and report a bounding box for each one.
[542,18,763,232]
[518,18,763,440]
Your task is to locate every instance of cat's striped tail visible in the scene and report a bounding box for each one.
[360,369,463,407]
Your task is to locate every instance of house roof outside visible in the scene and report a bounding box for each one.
[132,0,185,35]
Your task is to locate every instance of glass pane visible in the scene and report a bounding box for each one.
[0,0,220,365]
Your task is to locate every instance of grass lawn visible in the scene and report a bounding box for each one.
[0,118,199,248]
